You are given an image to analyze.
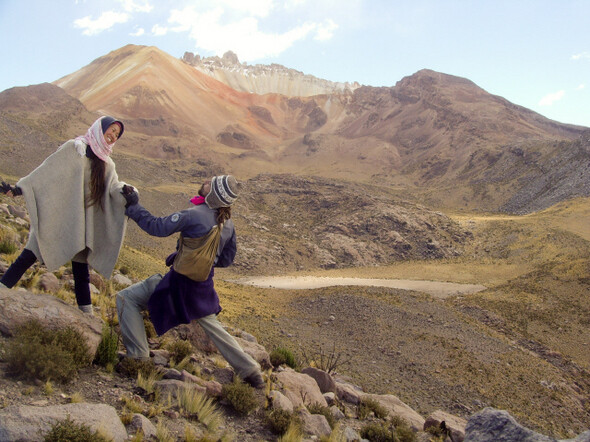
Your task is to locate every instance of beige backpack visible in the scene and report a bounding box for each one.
[172,224,222,281]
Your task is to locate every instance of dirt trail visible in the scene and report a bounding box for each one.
[231,276,486,298]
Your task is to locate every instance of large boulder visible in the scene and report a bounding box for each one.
[0,403,128,441]
[0,287,103,355]
[464,408,590,442]
[273,367,328,408]
[361,393,425,432]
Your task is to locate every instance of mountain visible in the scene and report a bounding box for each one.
[49,44,588,212]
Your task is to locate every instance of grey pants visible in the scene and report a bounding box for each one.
[116,274,260,378]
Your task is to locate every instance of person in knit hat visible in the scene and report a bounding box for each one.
[0,116,130,315]
[116,175,265,388]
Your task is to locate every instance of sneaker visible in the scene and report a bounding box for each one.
[78,304,94,315]
[244,372,265,389]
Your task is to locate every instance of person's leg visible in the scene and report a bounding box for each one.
[0,248,37,287]
[71,261,92,312]
[196,314,263,386]
[116,274,162,359]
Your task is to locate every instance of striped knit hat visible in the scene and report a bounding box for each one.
[205,175,240,209]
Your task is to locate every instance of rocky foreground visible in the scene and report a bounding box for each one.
[0,284,589,441]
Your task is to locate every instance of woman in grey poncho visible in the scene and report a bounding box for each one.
[0,116,130,314]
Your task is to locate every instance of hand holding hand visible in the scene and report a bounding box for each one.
[121,185,139,208]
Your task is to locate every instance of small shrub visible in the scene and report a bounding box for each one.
[178,386,222,430]
[308,402,336,429]
[69,392,85,403]
[43,416,109,442]
[277,423,303,442]
[0,238,18,254]
[122,394,145,414]
[270,347,297,368]
[4,321,91,383]
[391,416,417,442]
[155,421,174,442]
[358,397,388,420]
[94,324,120,367]
[116,357,158,379]
[166,339,193,364]
[300,343,350,374]
[266,408,298,435]
[359,418,417,442]
[56,327,94,368]
[222,377,259,415]
[359,421,396,442]
[137,370,162,396]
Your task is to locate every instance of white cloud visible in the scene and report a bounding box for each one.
[314,19,337,41]
[571,52,590,61]
[166,4,336,60]
[119,0,153,13]
[217,0,274,18]
[538,90,565,106]
[130,27,145,37]
[74,11,129,36]
[577,84,586,90]
[152,24,168,36]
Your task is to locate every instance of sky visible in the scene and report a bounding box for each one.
[0,0,588,127]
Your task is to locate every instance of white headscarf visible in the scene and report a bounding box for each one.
[74,116,117,161]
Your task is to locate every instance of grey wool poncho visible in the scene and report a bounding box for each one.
[17,140,129,277]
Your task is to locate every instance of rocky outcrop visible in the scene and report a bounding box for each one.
[182,50,361,97]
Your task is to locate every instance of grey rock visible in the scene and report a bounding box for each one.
[128,413,157,439]
[465,408,555,441]
[0,287,103,355]
[298,408,332,438]
[302,366,336,393]
[269,390,294,412]
[38,272,60,293]
[273,367,328,408]
[424,409,467,442]
[0,403,127,442]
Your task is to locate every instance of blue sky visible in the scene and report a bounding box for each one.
[0,0,588,127]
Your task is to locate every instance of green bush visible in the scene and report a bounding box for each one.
[222,377,259,415]
[359,422,396,442]
[0,238,18,254]
[166,339,193,364]
[359,418,417,442]
[358,397,388,420]
[270,347,297,369]
[266,408,299,435]
[94,324,120,367]
[116,356,158,379]
[4,321,92,383]
[44,416,109,442]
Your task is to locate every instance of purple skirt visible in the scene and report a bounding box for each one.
[147,268,221,335]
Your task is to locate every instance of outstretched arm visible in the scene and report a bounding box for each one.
[125,202,189,237]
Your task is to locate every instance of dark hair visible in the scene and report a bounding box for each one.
[216,206,231,225]
[86,148,106,210]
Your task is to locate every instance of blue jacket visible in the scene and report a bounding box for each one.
[125,202,236,335]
